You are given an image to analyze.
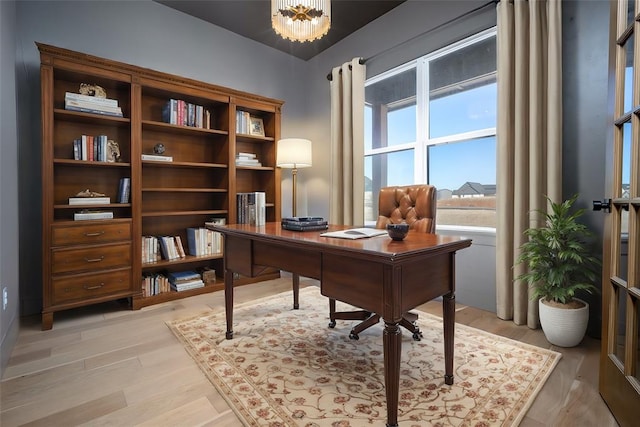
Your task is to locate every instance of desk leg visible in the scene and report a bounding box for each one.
[443,292,455,385]
[383,320,401,427]
[292,273,300,309]
[225,268,234,340]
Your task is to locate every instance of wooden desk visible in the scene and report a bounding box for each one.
[211,223,472,427]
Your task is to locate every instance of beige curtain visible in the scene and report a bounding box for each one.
[496,0,562,328]
[329,58,366,226]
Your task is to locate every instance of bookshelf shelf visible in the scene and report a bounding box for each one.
[54,159,132,168]
[54,108,131,124]
[39,42,282,330]
[142,188,227,193]
[142,120,228,136]
[141,253,224,269]
[141,161,227,169]
[141,210,228,217]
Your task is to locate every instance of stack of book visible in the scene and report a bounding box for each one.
[235,152,262,167]
[281,217,328,231]
[74,210,113,221]
[65,92,123,117]
[168,270,205,292]
[69,196,110,205]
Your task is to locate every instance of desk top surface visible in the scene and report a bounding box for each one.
[210,223,472,259]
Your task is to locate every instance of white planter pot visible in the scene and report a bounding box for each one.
[538,298,589,347]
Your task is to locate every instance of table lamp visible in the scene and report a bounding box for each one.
[276,138,312,217]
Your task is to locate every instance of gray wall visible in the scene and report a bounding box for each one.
[1,0,614,376]
[1,0,20,377]
[562,0,611,337]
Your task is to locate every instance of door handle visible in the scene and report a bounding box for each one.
[592,199,611,213]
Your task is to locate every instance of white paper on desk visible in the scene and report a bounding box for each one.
[320,228,388,239]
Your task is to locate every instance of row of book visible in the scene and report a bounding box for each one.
[186,226,223,257]
[73,134,112,162]
[237,192,266,226]
[140,270,206,296]
[235,110,252,134]
[142,273,170,296]
[235,152,262,167]
[65,92,123,117]
[162,99,212,129]
[141,224,224,263]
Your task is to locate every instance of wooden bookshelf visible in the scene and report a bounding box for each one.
[39,43,282,329]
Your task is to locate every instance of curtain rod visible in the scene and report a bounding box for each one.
[326,0,497,81]
[326,57,366,81]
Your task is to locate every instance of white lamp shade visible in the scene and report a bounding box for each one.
[276,138,312,168]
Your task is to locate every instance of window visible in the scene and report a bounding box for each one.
[364,28,497,228]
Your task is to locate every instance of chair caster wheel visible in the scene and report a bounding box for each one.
[349,332,359,340]
[328,320,336,328]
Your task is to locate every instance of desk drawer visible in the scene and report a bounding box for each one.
[52,268,131,305]
[52,242,132,274]
[52,221,131,246]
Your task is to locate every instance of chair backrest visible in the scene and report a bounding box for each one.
[375,185,437,233]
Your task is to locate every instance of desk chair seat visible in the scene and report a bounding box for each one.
[328,185,437,340]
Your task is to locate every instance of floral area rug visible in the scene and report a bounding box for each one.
[166,286,561,427]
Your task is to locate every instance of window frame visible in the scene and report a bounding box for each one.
[364,27,497,230]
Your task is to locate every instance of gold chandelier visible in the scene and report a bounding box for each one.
[271,0,331,43]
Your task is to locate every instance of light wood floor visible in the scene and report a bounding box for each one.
[1,276,619,426]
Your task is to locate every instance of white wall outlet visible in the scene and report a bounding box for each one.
[2,287,7,310]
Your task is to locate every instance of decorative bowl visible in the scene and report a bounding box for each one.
[386,223,409,241]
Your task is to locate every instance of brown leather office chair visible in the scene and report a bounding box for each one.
[328,184,437,340]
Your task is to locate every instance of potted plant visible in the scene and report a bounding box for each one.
[516,194,600,347]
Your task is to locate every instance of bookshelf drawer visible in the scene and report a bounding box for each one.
[52,268,131,305]
[52,221,131,246]
[52,242,132,274]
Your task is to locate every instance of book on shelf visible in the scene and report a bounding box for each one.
[162,98,211,129]
[186,227,221,256]
[204,218,225,253]
[65,103,123,117]
[236,192,266,226]
[235,153,262,167]
[167,270,201,284]
[73,210,113,221]
[141,154,173,162]
[65,92,119,107]
[69,197,110,205]
[142,236,161,263]
[117,177,130,204]
[158,236,180,261]
[142,272,170,297]
[74,134,109,162]
[171,280,205,292]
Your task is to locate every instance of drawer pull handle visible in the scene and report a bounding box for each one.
[83,283,105,290]
[84,231,105,237]
[84,256,105,263]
